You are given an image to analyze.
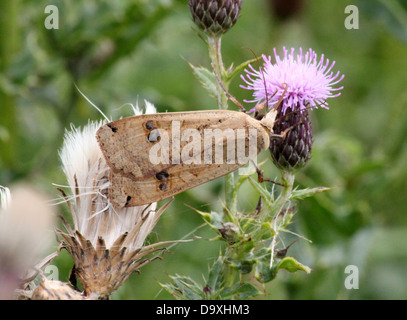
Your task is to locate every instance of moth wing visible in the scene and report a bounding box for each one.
[108,162,242,207]
[96,110,269,207]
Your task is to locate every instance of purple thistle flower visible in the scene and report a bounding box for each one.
[241,47,344,114]
[241,47,344,171]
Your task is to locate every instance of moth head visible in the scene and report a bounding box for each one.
[260,108,278,132]
[258,82,288,133]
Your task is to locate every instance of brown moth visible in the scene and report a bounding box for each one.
[96,109,277,208]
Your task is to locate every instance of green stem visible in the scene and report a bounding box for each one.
[207,35,236,214]
[224,172,236,217]
[261,170,295,222]
[223,249,239,288]
[207,36,228,110]
[267,170,295,268]
[207,35,239,292]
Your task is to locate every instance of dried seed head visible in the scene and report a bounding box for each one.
[270,105,313,170]
[31,279,87,300]
[57,101,169,299]
[188,0,243,37]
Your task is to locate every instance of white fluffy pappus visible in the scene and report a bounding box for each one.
[58,100,161,252]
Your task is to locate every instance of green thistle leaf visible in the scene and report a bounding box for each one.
[290,186,333,201]
[188,62,217,97]
[161,274,204,300]
[277,257,311,274]
[226,57,260,82]
[248,177,273,207]
[254,260,277,283]
[220,282,260,300]
[207,257,224,293]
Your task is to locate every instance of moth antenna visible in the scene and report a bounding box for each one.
[74,82,111,122]
[211,62,247,112]
[260,83,289,133]
[248,48,270,110]
[242,47,273,113]
[254,88,278,113]
[272,83,288,112]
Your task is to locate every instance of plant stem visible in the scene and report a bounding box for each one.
[261,170,295,222]
[267,170,295,268]
[207,36,228,110]
[223,256,239,289]
[207,35,239,290]
[224,172,237,216]
[207,35,236,214]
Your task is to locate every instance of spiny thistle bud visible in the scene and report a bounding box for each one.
[241,47,344,171]
[270,105,312,170]
[188,0,243,37]
[219,222,240,244]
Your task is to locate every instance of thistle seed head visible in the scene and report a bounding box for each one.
[57,101,169,299]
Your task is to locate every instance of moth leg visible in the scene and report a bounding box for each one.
[270,119,304,141]
[251,160,287,187]
[211,62,247,113]
[140,202,155,219]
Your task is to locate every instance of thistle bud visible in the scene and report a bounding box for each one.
[188,0,243,37]
[269,105,312,170]
[219,222,240,244]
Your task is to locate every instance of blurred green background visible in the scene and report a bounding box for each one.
[1,0,407,299]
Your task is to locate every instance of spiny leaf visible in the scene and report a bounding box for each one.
[185,204,212,222]
[290,186,333,201]
[254,260,277,283]
[226,57,261,82]
[161,274,204,300]
[188,62,217,97]
[207,257,224,293]
[220,282,260,300]
[248,177,273,208]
